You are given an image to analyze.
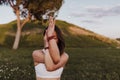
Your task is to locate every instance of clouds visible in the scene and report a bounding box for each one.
[86,5,120,18]
[72,4,120,18]
[81,20,100,24]
[57,0,120,38]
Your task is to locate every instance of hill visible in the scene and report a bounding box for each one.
[116,38,120,41]
[0,20,120,48]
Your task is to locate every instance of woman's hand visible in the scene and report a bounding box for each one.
[46,16,55,37]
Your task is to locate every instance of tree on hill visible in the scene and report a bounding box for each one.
[116,38,120,41]
[0,0,63,49]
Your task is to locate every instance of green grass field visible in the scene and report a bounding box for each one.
[0,20,120,80]
[0,47,120,80]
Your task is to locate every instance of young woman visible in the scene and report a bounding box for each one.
[32,16,69,80]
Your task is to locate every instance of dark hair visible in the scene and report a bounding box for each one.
[43,25,65,55]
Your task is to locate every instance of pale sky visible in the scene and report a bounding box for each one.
[0,0,120,38]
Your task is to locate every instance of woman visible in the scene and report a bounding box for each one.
[32,16,69,80]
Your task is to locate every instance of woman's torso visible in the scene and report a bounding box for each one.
[36,77,60,80]
[35,63,63,80]
[34,49,68,80]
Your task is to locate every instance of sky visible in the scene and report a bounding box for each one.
[0,0,120,38]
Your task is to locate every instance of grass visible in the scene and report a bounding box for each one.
[0,20,120,80]
[1,20,120,48]
[62,48,120,80]
[0,47,36,80]
[0,47,120,80]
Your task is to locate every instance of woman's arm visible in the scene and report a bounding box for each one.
[32,50,44,65]
[46,16,60,64]
[48,39,60,64]
[44,49,69,71]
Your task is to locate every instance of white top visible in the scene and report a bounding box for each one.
[35,63,63,78]
[35,49,64,78]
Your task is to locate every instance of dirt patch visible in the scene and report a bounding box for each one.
[69,26,92,35]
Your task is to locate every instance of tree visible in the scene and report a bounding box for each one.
[116,38,120,41]
[0,0,63,49]
[0,0,31,49]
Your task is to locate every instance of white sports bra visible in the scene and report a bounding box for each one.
[35,49,64,78]
[35,63,63,78]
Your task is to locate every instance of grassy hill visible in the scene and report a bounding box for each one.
[0,20,120,48]
[1,20,120,80]
[116,38,120,41]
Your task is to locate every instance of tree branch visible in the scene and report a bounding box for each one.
[7,0,15,10]
[21,13,31,28]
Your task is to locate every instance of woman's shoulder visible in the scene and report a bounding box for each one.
[33,49,43,54]
[62,52,69,60]
[60,52,69,66]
